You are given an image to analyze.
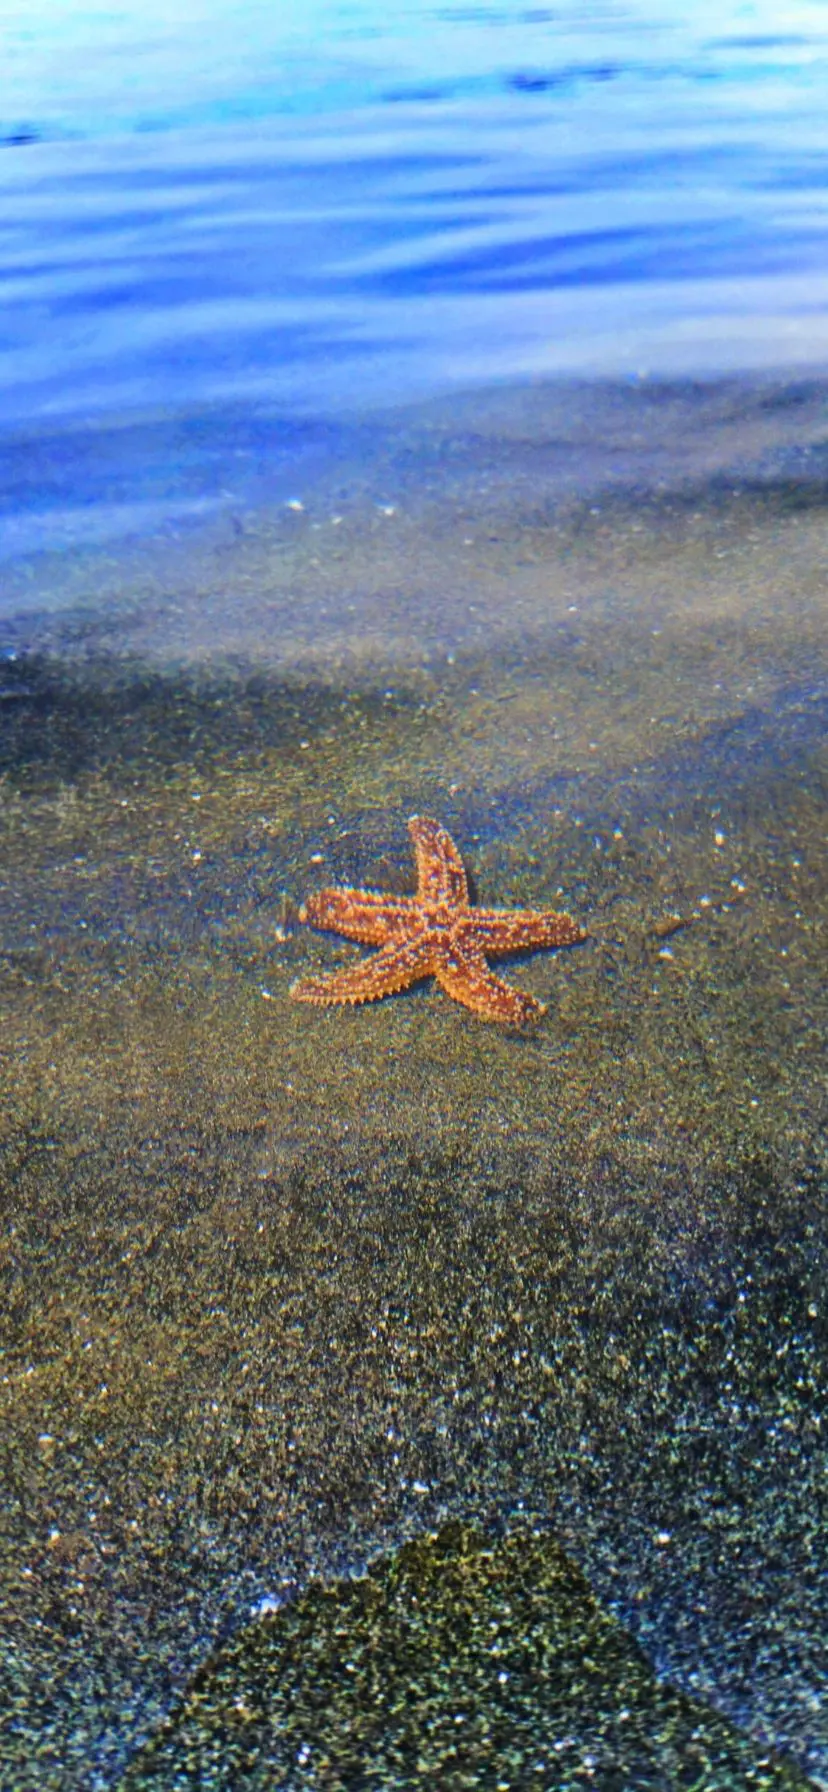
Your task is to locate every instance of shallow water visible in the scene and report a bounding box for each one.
[1,5,827,1792]
[2,378,827,1790]
[3,0,828,564]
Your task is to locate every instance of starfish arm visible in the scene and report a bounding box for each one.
[408,814,469,907]
[434,944,545,1026]
[458,906,585,956]
[290,936,433,1007]
[299,887,417,946]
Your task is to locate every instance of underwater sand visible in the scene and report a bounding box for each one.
[0,377,826,1788]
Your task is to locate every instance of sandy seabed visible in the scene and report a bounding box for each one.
[1,375,826,1789]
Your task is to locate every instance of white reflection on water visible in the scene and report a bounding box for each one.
[1,0,827,556]
[3,0,827,137]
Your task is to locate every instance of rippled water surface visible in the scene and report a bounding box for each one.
[2,0,828,473]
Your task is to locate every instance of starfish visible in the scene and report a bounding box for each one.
[290,814,585,1026]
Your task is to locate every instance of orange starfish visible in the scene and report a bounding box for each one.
[290,814,585,1026]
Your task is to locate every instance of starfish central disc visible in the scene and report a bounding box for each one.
[290,814,585,1026]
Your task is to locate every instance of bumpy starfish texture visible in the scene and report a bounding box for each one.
[290,814,584,1026]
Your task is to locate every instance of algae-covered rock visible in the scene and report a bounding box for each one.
[122,1521,812,1791]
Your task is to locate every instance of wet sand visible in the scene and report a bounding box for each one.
[1,377,826,1788]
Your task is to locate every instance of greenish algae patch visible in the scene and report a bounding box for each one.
[121,1522,813,1791]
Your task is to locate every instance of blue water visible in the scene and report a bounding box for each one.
[2,0,828,564]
